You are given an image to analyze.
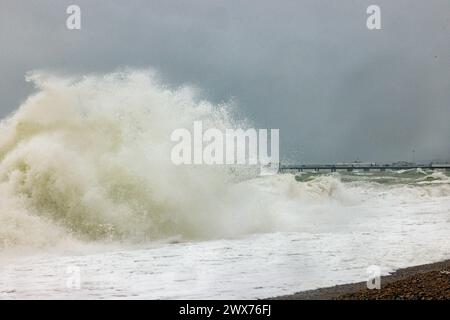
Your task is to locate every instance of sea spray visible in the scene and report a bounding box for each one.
[0,71,449,250]
[0,71,283,247]
[0,70,249,246]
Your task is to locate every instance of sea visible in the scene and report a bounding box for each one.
[0,71,449,299]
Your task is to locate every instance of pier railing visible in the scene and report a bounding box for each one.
[279,164,450,173]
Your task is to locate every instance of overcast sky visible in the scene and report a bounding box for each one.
[1,0,449,163]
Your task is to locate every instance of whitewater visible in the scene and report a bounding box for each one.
[0,71,449,299]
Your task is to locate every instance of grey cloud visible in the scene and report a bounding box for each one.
[1,0,449,163]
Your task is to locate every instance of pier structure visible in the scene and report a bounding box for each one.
[279,164,450,173]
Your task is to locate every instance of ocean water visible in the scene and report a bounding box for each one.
[0,71,449,299]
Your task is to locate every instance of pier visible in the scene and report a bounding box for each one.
[279,164,450,173]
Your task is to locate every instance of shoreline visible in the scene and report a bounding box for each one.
[271,260,450,300]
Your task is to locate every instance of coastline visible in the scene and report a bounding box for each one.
[271,260,450,300]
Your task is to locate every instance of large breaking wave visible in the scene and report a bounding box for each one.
[0,71,449,250]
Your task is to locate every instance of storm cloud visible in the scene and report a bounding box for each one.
[1,0,449,163]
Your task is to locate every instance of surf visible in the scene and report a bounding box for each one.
[0,70,449,251]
